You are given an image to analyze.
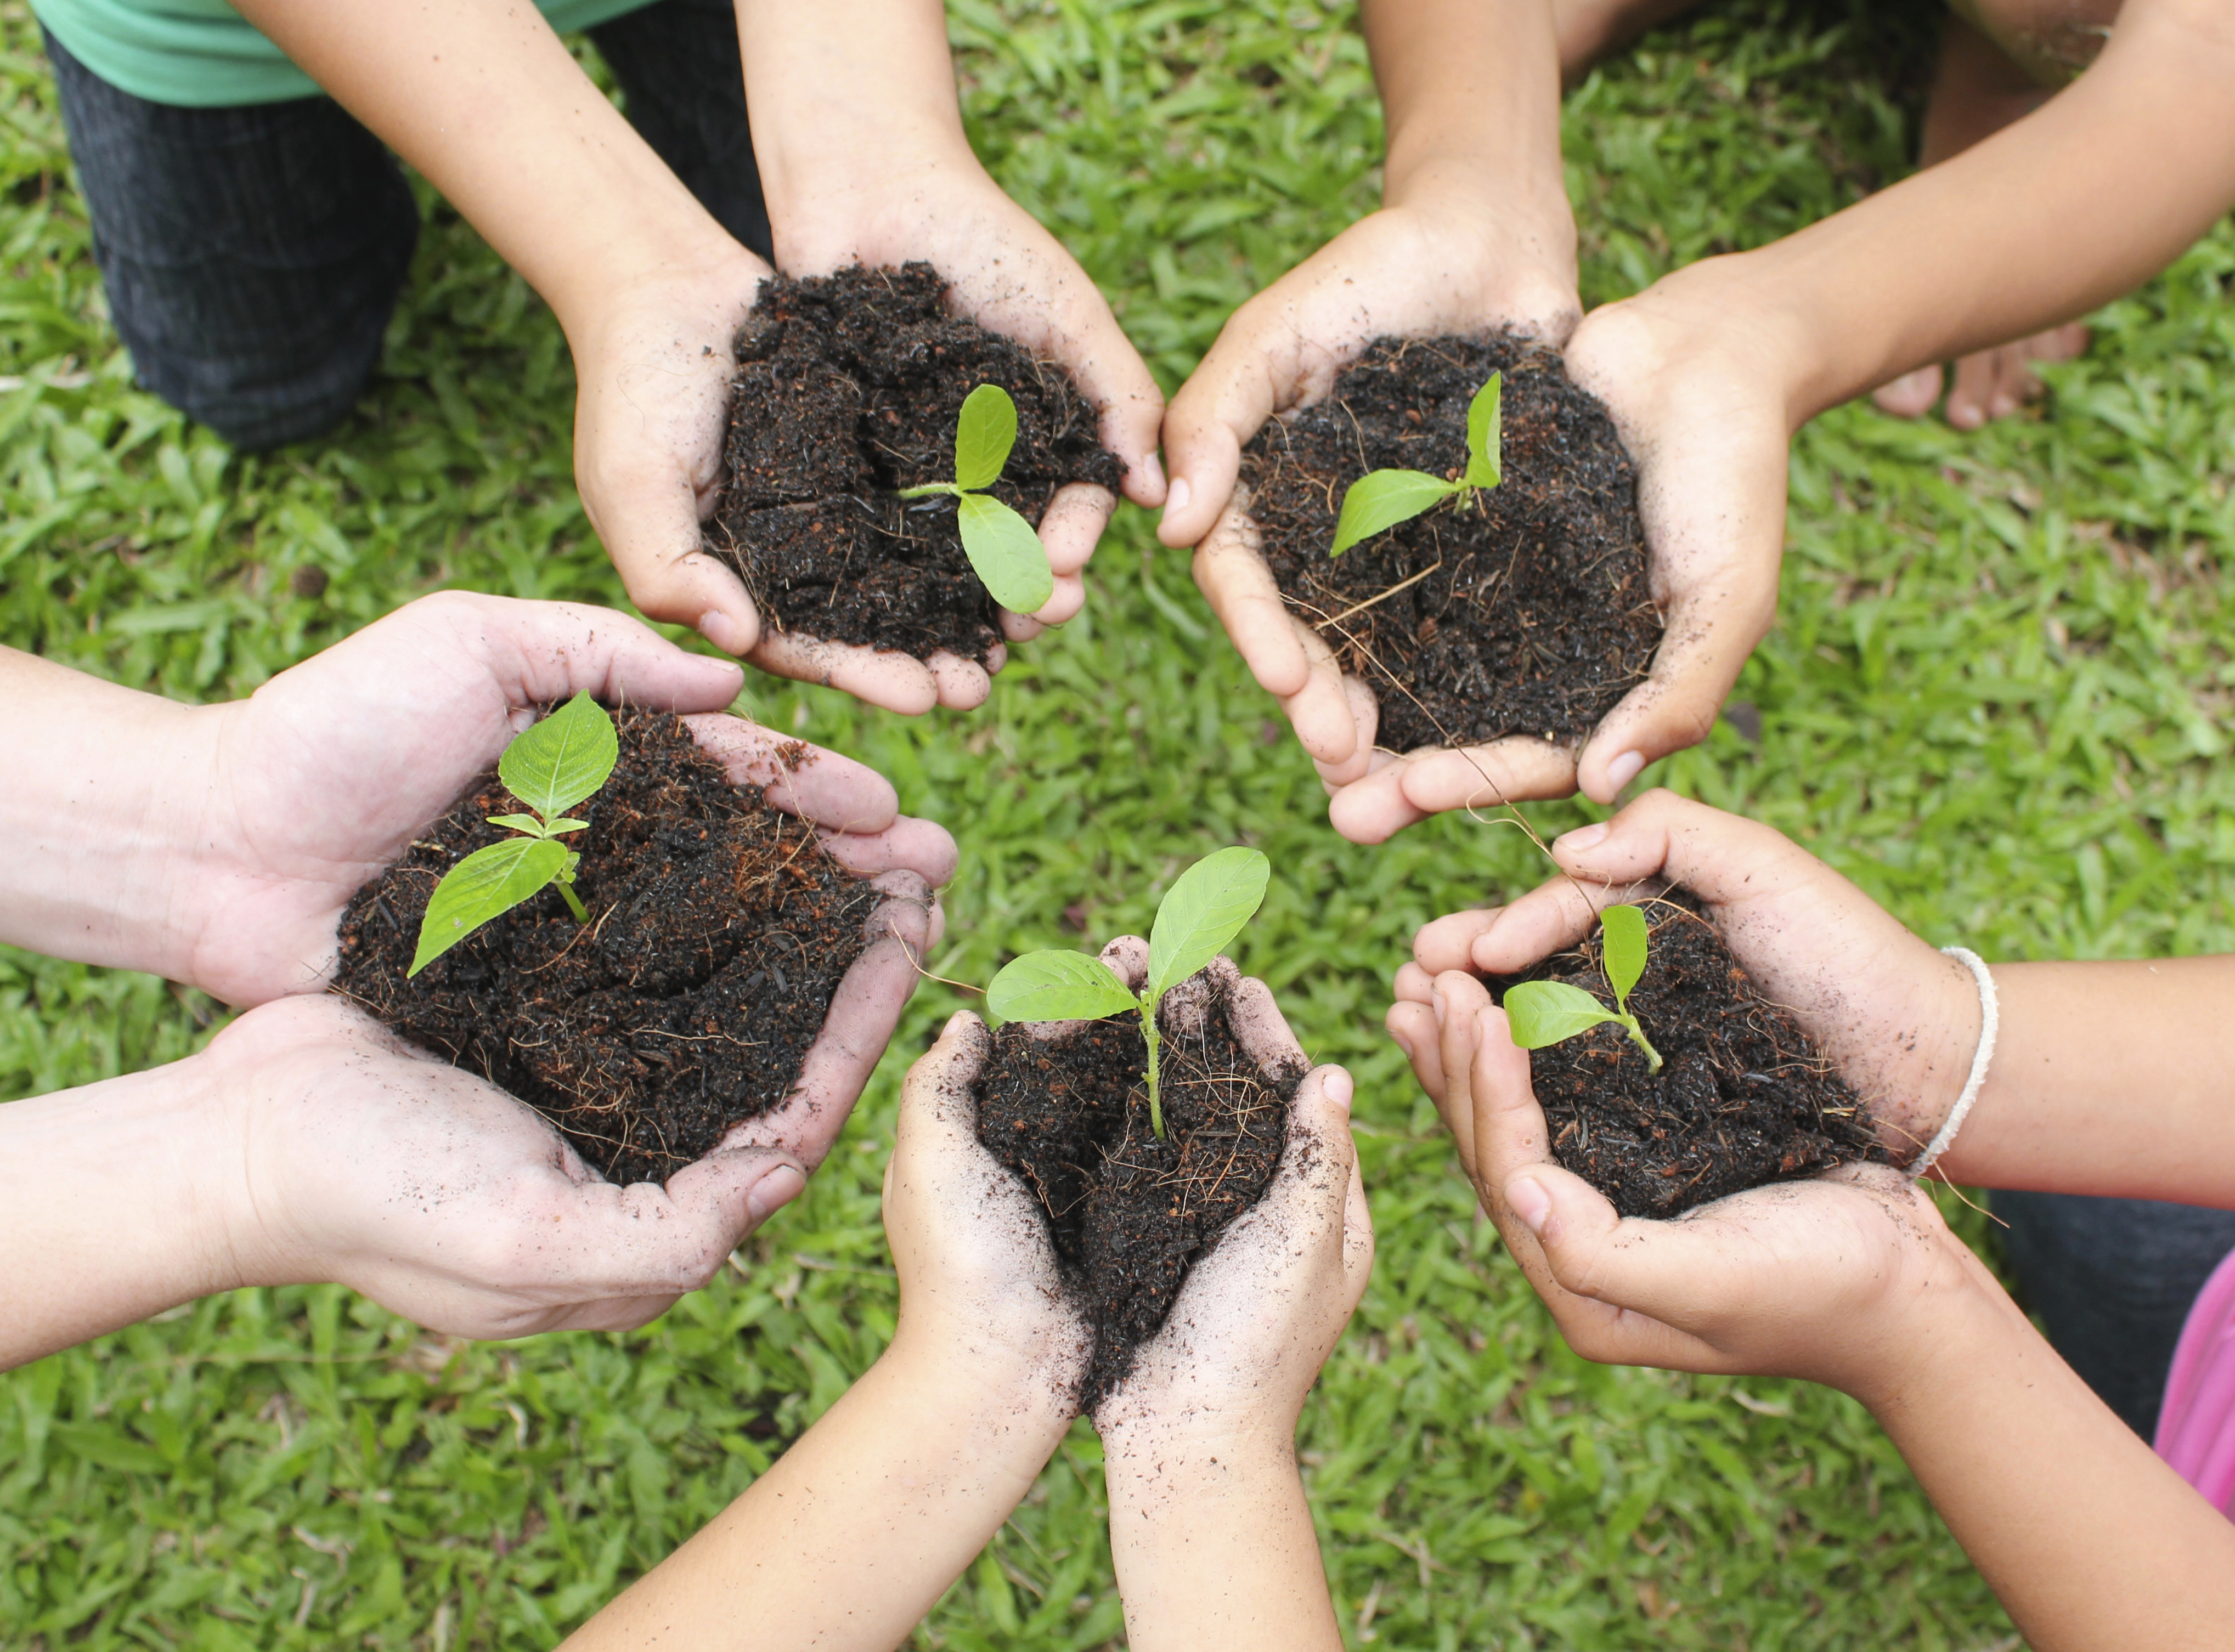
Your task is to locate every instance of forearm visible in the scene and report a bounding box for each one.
[0,647,221,978]
[0,1056,245,1369]
[1863,1273,2235,1650]
[1937,957,2235,1203]
[1102,1425,1341,1652]
[734,0,975,244]
[1656,0,2235,419]
[564,1337,1069,1650]
[1365,0,1571,241]
[230,0,742,331]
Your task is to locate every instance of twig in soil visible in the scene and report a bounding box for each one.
[885,921,985,997]
[1311,560,1443,631]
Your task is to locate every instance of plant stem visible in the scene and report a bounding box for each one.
[556,875,588,924]
[1140,992,1165,1140]
[1622,1017,1664,1074]
[896,482,960,499]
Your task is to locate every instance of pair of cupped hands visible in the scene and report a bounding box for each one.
[148,592,1368,1423]
[595,155,1790,843]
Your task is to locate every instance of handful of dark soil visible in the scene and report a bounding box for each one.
[334,711,884,1186]
[974,971,1305,1408]
[1242,333,1662,755]
[1491,892,1886,1218]
[707,263,1124,667]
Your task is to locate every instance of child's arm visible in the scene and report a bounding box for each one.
[1408,972,2235,1650]
[1088,953,1375,1651]
[1391,788,2235,1204]
[732,0,1165,704]
[561,1013,1087,1650]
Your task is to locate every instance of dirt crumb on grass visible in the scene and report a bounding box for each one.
[334,711,882,1186]
[975,973,1303,1408]
[1243,332,1662,754]
[708,263,1122,666]
[1491,890,1885,1217]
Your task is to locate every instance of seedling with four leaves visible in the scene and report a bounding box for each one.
[409,693,619,976]
[897,382,1054,615]
[1502,902,1665,1073]
[984,846,1271,1140]
[1330,371,1504,555]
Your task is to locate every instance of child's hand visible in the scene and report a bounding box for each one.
[1390,788,1981,1165]
[883,1012,1092,1399]
[1092,957,1374,1442]
[1404,972,1994,1402]
[1160,198,1580,840]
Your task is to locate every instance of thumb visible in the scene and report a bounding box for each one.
[1159,333,1279,549]
[662,1147,809,1258]
[1506,1163,1702,1321]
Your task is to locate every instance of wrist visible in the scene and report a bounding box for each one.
[882,1323,1079,1466]
[1826,1225,2022,1414]
[1587,257,1824,428]
[1379,163,1579,312]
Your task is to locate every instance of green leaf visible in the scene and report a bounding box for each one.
[1599,903,1649,1008]
[485,813,548,835]
[956,492,1054,614]
[1330,469,1463,555]
[498,693,618,820]
[1502,980,1625,1050]
[409,836,569,976]
[985,950,1138,1027]
[1464,371,1503,488]
[1147,846,1271,1000]
[954,383,1019,492]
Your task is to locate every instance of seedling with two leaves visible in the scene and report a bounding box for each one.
[1330,371,1504,556]
[409,693,619,976]
[1502,902,1665,1073]
[984,847,1271,1140]
[898,383,1054,615]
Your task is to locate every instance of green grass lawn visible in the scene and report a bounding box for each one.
[5,0,2232,1644]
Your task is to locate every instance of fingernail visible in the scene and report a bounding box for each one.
[747,1162,806,1223]
[1506,1174,1551,1235]
[1555,821,1609,855]
[1323,1068,1354,1111]
[698,610,747,655]
[1162,476,1192,521]
[1605,750,1646,793]
[1388,1024,1414,1060]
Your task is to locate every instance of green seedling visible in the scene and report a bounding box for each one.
[1502,902,1664,1073]
[896,382,1054,615]
[409,693,619,976]
[983,846,1271,1141]
[1330,371,1503,555]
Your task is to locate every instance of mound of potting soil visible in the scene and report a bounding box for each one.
[1491,890,1886,1218]
[1242,332,1662,755]
[974,973,1305,1408]
[334,711,883,1185]
[707,262,1124,666]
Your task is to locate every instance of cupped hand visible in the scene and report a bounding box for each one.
[1393,970,1994,1404]
[1387,787,1979,1169]
[763,148,1162,710]
[1090,949,1374,1443]
[178,591,955,1009]
[208,995,803,1338]
[1162,199,1579,838]
[882,1011,1092,1397]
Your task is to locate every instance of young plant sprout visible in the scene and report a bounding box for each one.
[896,382,1054,615]
[1502,902,1665,1073]
[983,846,1271,1140]
[409,693,619,976]
[1330,371,1503,555]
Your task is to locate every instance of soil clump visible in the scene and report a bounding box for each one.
[1491,891,1886,1218]
[975,972,1305,1408]
[1242,332,1662,754]
[708,263,1124,666]
[334,711,882,1185]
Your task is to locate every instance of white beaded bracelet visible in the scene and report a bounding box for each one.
[1910,946,1998,1181]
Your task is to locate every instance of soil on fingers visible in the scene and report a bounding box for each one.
[975,973,1305,1408]
[1243,333,1662,754]
[708,263,1123,666]
[1491,890,1886,1217]
[334,711,883,1185]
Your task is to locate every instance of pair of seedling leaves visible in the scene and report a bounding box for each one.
[1330,371,1504,556]
[899,383,1054,616]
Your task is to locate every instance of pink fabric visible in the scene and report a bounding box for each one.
[2156,1243,2235,1517]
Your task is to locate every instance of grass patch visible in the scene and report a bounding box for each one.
[5,0,2231,1645]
